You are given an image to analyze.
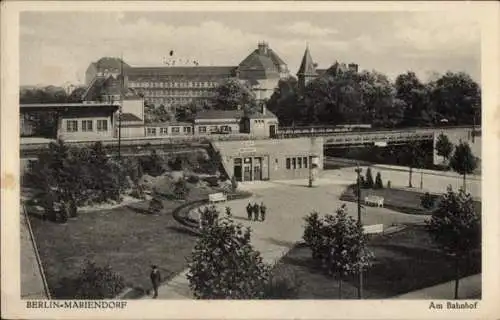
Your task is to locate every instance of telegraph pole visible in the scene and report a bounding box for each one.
[355,164,363,299]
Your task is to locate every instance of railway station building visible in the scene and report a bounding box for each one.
[213,137,323,182]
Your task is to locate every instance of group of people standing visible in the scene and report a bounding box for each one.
[246,202,267,221]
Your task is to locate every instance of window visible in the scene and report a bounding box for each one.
[303,157,308,168]
[82,120,93,132]
[66,120,78,132]
[146,127,157,136]
[211,126,218,132]
[286,158,291,169]
[171,127,180,134]
[292,158,296,169]
[183,126,191,134]
[97,120,108,132]
[199,126,207,133]
[298,157,302,169]
[160,128,168,135]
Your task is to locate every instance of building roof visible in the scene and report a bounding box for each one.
[95,57,130,71]
[127,66,236,79]
[297,46,317,76]
[195,108,278,121]
[120,113,143,122]
[20,102,120,112]
[146,121,192,127]
[195,109,243,120]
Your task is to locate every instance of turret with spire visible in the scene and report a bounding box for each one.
[297,44,318,91]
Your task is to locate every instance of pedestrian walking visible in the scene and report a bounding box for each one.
[150,265,161,299]
[246,203,253,220]
[253,203,260,221]
[260,202,266,221]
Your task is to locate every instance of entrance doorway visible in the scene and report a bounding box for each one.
[269,125,276,137]
[233,158,242,181]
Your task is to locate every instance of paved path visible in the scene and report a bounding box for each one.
[20,213,49,299]
[143,168,434,300]
[393,274,481,299]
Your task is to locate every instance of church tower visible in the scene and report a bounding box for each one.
[297,45,318,91]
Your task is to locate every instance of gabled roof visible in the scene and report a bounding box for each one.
[95,57,130,71]
[120,113,143,122]
[297,46,317,76]
[195,109,244,120]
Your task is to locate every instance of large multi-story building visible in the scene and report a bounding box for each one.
[84,42,289,110]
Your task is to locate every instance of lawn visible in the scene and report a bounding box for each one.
[339,186,482,216]
[273,225,481,299]
[28,198,198,299]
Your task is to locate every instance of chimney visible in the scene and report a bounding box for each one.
[261,103,266,115]
[258,41,268,55]
[348,63,359,73]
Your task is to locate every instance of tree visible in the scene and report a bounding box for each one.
[364,167,374,188]
[426,187,480,299]
[449,141,478,191]
[303,206,373,298]
[374,172,383,189]
[212,78,257,112]
[428,72,480,125]
[27,141,124,222]
[187,211,270,299]
[436,133,454,163]
[394,71,430,127]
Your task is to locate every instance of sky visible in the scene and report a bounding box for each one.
[20,10,481,87]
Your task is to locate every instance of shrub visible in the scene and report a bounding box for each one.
[204,176,219,187]
[264,264,302,299]
[420,192,435,210]
[187,175,200,184]
[357,176,366,189]
[303,212,327,262]
[173,179,190,200]
[65,260,125,299]
[387,180,391,189]
[187,214,270,299]
[149,197,164,214]
[375,172,383,189]
[364,167,374,188]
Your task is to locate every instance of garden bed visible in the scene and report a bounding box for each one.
[272,225,481,299]
[339,185,481,216]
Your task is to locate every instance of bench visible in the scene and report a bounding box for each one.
[364,195,384,207]
[208,192,227,203]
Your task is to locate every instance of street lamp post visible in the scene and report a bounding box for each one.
[355,164,363,299]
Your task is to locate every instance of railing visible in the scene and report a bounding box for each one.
[21,204,51,299]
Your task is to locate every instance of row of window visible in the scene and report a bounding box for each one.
[129,81,219,89]
[254,120,266,124]
[145,125,233,136]
[147,97,196,105]
[285,157,309,170]
[146,126,192,136]
[142,89,212,97]
[66,120,108,133]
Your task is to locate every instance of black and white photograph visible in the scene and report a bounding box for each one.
[2,1,499,319]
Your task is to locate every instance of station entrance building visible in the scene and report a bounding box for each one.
[213,137,323,182]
